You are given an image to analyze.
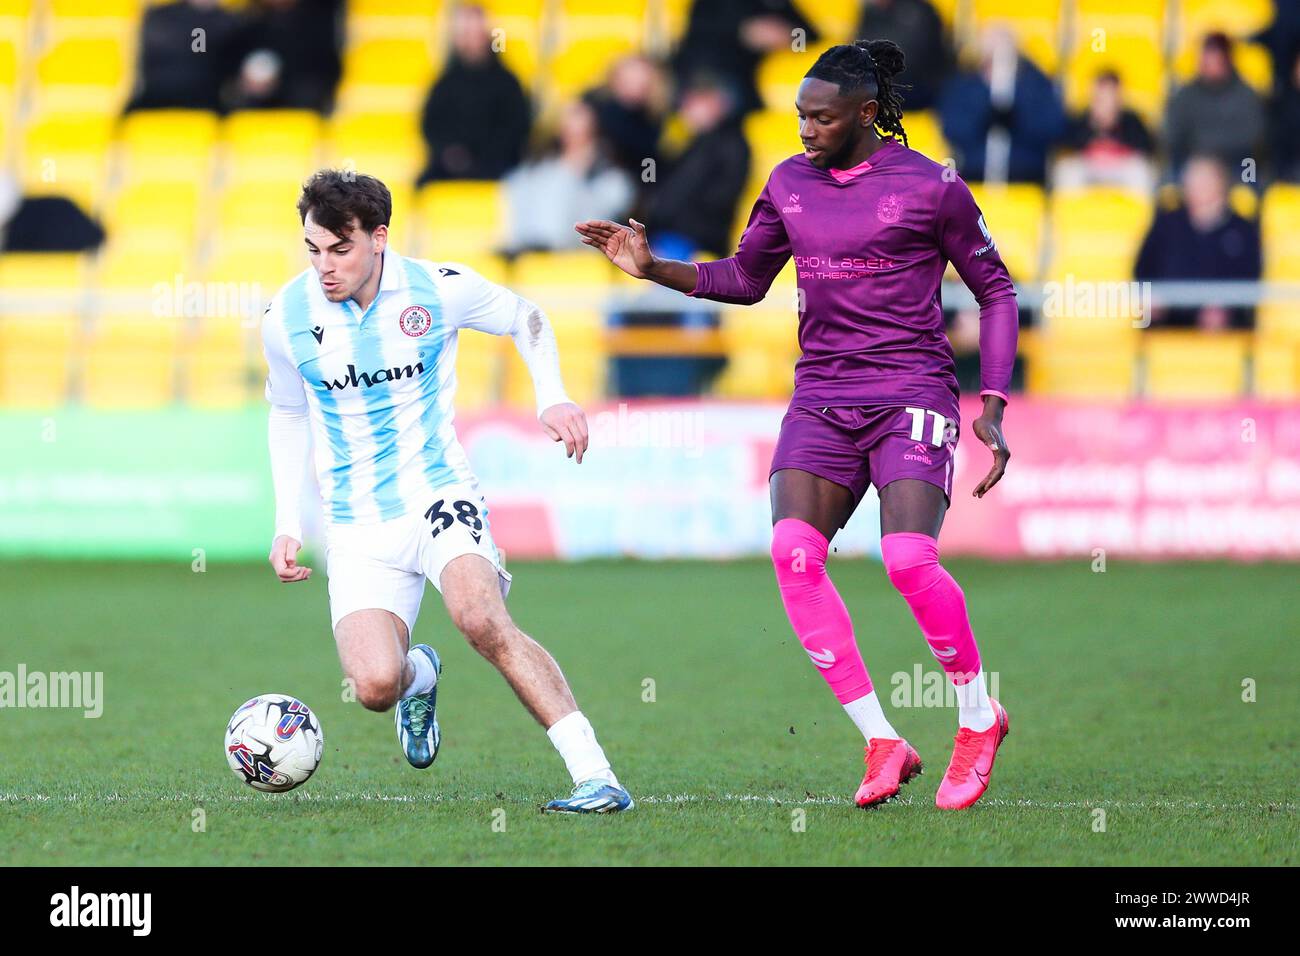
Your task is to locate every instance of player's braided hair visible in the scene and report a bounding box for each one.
[805,39,910,149]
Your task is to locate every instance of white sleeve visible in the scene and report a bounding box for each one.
[261,297,308,408]
[261,297,311,543]
[268,405,311,544]
[436,262,571,415]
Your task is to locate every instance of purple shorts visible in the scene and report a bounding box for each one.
[770,404,959,507]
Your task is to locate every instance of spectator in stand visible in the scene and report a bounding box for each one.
[1054,70,1156,192]
[124,0,243,113]
[855,0,951,110]
[640,75,751,259]
[671,0,819,117]
[502,97,634,253]
[938,27,1066,184]
[1135,155,1262,331]
[0,174,105,252]
[417,3,531,185]
[1270,51,1300,182]
[585,55,670,181]
[1163,32,1266,182]
[229,0,344,114]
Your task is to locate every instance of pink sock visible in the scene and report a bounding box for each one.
[770,518,873,703]
[881,532,982,685]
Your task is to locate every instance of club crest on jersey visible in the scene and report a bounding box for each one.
[877,193,903,224]
[399,305,433,337]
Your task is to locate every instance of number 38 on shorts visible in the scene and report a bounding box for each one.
[424,498,485,542]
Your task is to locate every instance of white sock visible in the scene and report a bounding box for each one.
[400,648,437,700]
[546,711,618,787]
[842,691,900,742]
[954,669,996,732]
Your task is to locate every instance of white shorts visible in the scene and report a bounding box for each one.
[324,482,512,636]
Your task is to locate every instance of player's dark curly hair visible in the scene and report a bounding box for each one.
[297,169,392,240]
[805,39,910,149]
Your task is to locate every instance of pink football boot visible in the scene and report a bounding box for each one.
[935,698,1010,810]
[855,737,923,808]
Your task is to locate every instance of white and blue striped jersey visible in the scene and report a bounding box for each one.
[262,247,540,526]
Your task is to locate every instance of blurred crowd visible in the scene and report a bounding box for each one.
[108,0,1300,334]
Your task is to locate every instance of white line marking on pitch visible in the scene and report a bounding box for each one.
[0,792,1292,812]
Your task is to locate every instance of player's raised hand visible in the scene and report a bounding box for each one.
[575,218,655,279]
[971,414,1010,498]
[540,401,589,464]
[269,535,312,583]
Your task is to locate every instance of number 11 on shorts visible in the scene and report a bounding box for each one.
[905,407,946,447]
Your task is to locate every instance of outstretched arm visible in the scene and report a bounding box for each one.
[936,178,1019,497]
[576,181,792,305]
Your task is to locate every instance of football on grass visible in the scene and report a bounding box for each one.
[224,694,324,792]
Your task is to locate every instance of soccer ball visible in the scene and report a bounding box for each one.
[224,694,324,792]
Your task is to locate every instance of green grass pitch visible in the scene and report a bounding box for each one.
[0,557,1294,866]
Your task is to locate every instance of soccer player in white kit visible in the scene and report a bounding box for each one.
[261,170,631,812]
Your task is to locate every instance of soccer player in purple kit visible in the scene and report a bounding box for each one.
[577,40,1016,810]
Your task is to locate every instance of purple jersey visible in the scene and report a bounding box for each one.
[689,139,1018,416]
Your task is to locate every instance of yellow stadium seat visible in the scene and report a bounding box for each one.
[509,247,616,291]
[20,112,115,208]
[95,248,190,323]
[455,328,505,409]
[546,35,640,103]
[1253,334,1300,398]
[118,109,219,184]
[82,316,181,408]
[970,184,1046,283]
[337,37,437,113]
[325,112,423,187]
[103,181,201,250]
[1179,0,1274,46]
[799,1,857,43]
[553,11,646,46]
[1258,304,1300,340]
[186,350,259,407]
[37,36,128,110]
[50,0,140,16]
[1047,187,1153,283]
[1024,330,1138,399]
[222,110,322,183]
[1143,330,1247,399]
[743,109,799,171]
[0,252,88,291]
[0,315,79,408]
[1064,35,1167,125]
[416,180,505,254]
[205,246,301,296]
[970,0,1062,75]
[901,110,951,164]
[1261,185,1300,281]
[757,45,835,111]
[716,307,797,398]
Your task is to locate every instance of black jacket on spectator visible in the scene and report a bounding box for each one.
[1,197,105,252]
[1135,206,1262,328]
[643,119,751,258]
[125,0,243,112]
[856,0,951,111]
[672,0,819,115]
[589,91,663,180]
[1063,108,1154,155]
[231,0,343,114]
[1271,81,1300,182]
[417,54,531,184]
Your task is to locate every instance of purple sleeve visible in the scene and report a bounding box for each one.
[688,183,792,305]
[936,179,1019,401]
